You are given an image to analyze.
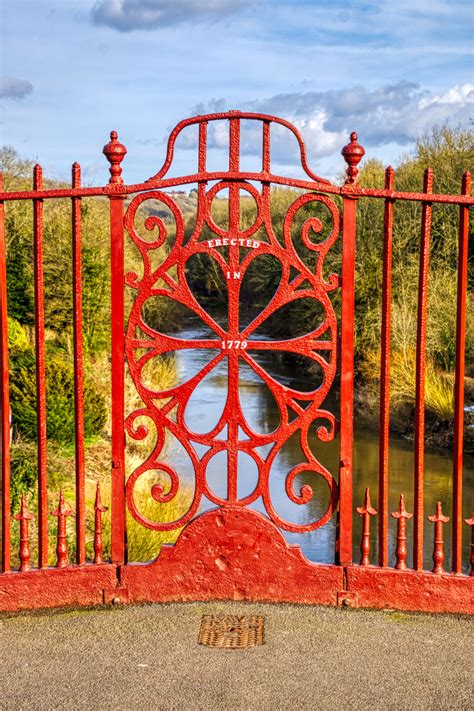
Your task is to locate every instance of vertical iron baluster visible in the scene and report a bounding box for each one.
[0,172,11,573]
[33,164,48,568]
[428,501,449,574]
[227,116,241,504]
[198,121,207,174]
[13,493,34,572]
[356,487,377,566]
[465,515,474,576]
[103,132,127,565]
[51,490,73,568]
[391,494,412,570]
[339,131,365,565]
[452,171,471,573]
[413,168,433,571]
[72,163,85,565]
[378,165,395,567]
[94,482,107,564]
[262,120,271,174]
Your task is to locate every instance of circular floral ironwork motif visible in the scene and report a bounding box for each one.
[124,136,341,535]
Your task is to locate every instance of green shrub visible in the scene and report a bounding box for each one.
[10,353,107,444]
[9,440,37,513]
[9,438,73,514]
[7,317,30,356]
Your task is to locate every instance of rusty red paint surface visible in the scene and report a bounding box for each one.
[346,566,473,615]
[0,565,117,612]
[0,111,472,616]
[120,507,344,605]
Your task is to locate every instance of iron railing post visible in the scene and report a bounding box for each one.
[0,173,10,573]
[339,131,365,565]
[104,131,127,565]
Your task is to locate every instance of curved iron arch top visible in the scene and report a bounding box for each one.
[146,111,333,186]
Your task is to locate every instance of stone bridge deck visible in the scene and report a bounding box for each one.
[1,602,471,710]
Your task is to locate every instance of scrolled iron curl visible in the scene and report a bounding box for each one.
[125,190,183,252]
[284,193,340,290]
[124,408,200,530]
[313,411,337,442]
[126,460,184,530]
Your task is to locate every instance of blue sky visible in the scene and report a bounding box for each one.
[0,0,473,185]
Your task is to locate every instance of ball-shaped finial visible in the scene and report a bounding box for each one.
[103,130,127,184]
[341,131,365,184]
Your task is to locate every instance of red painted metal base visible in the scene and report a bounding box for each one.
[346,566,473,615]
[1,509,472,614]
[0,564,117,613]
[121,507,343,605]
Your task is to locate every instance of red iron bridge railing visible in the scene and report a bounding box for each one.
[0,111,472,614]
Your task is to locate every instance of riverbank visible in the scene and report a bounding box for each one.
[353,375,474,455]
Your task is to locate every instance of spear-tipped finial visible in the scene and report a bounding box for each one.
[13,492,35,572]
[94,482,108,565]
[428,501,450,574]
[356,487,377,566]
[391,494,413,570]
[51,490,73,568]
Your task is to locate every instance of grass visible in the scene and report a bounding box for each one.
[7,345,184,568]
[361,347,454,421]
[88,477,194,563]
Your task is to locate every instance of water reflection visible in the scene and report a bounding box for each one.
[166,319,474,573]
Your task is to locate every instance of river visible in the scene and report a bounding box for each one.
[164,318,474,573]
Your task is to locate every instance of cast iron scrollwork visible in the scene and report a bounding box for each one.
[124,114,341,535]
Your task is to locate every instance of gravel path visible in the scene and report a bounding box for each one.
[1,602,472,710]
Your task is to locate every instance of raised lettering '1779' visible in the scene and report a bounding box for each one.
[221,340,248,349]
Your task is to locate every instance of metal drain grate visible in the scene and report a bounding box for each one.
[198,614,265,648]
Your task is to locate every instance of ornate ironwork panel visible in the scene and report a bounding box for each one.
[123,113,340,536]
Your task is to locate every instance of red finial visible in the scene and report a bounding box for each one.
[391,494,413,570]
[465,514,474,576]
[94,482,108,565]
[428,502,450,574]
[341,131,365,184]
[72,161,81,188]
[423,166,434,193]
[33,163,43,191]
[51,490,73,568]
[13,493,35,573]
[356,487,377,566]
[103,130,127,184]
[385,165,395,190]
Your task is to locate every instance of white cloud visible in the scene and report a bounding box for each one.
[91,0,255,32]
[185,82,474,166]
[0,77,33,100]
